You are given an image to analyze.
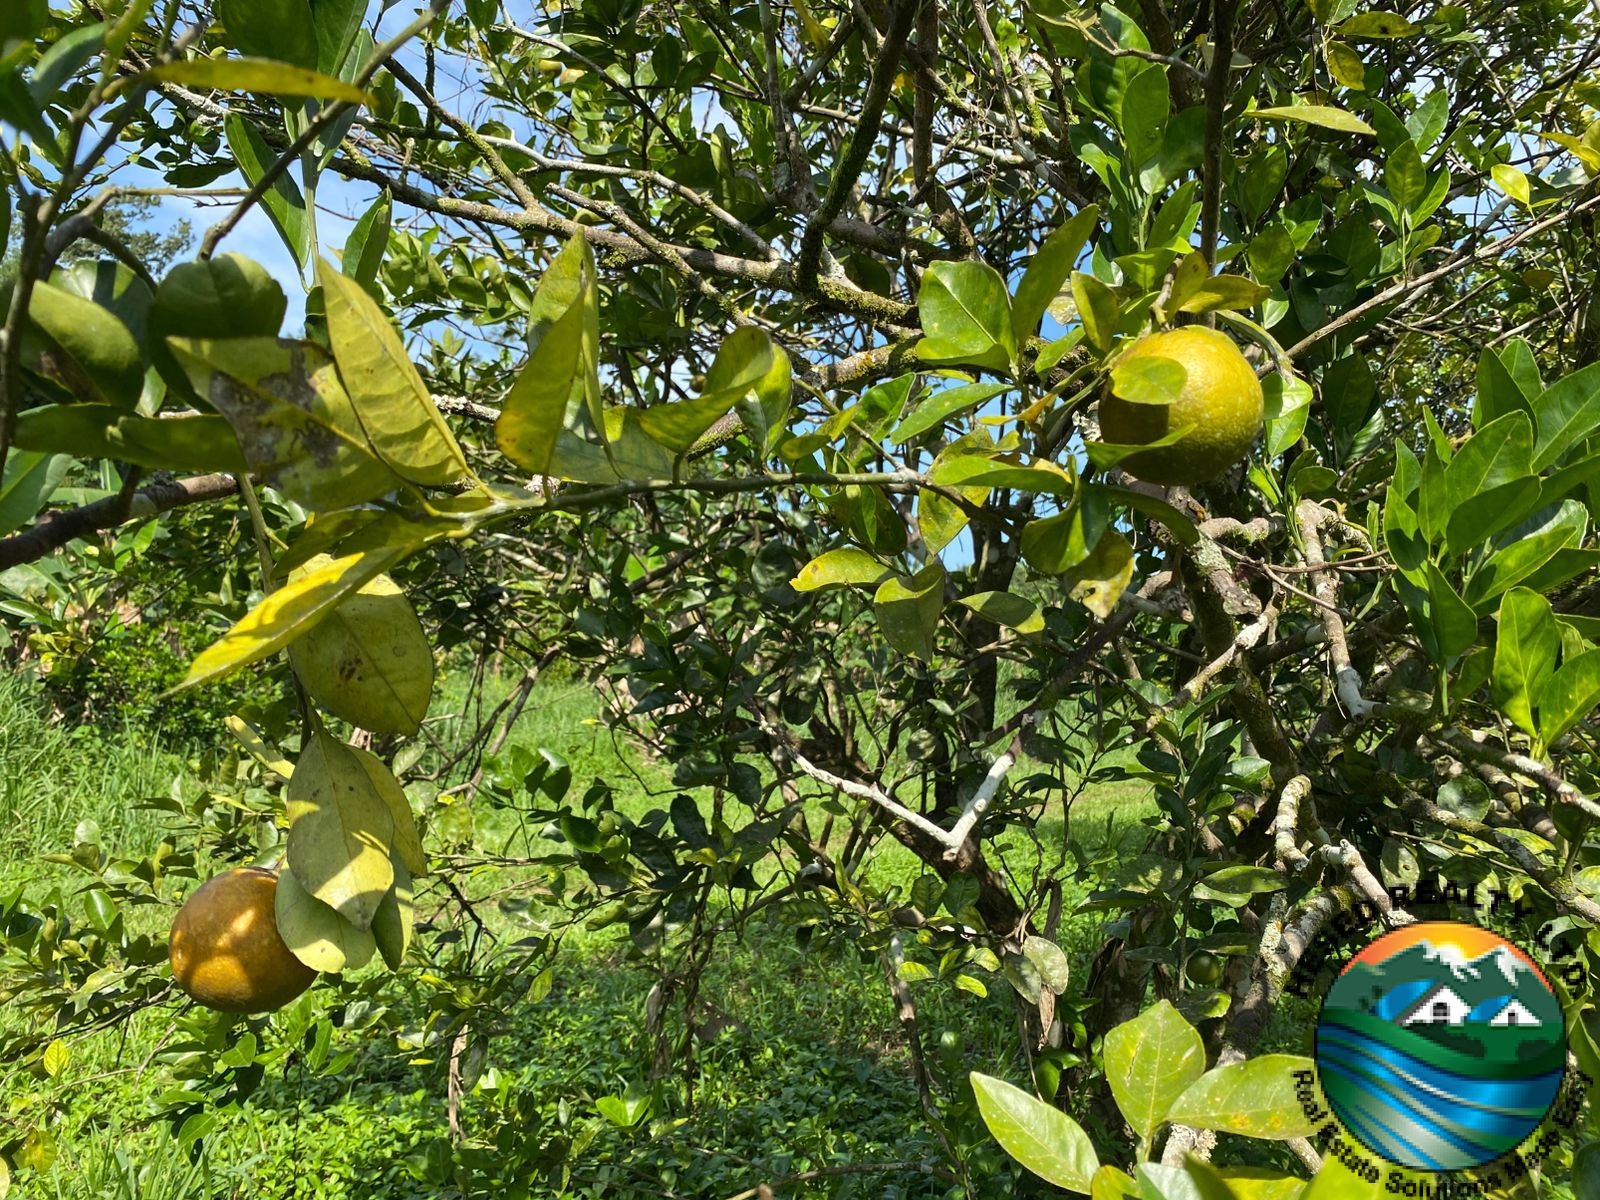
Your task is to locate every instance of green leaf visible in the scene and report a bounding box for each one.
[638,329,784,453]
[1473,344,1536,430]
[169,336,403,510]
[892,382,1012,444]
[347,747,425,877]
[1247,104,1376,135]
[311,0,368,76]
[274,862,376,973]
[874,563,946,660]
[1336,11,1420,37]
[11,405,247,474]
[917,259,1016,371]
[1166,1055,1321,1139]
[318,261,469,487]
[1301,1158,1428,1199]
[1111,356,1186,405]
[341,189,391,296]
[1532,362,1600,470]
[497,237,594,474]
[1175,275,1270,314]
[1073,271,1118,353]
[1192,865,1285,906]
[1119,63,1170,167]
[1384,138,1425,209]
[1103,1000,1206,1139]
[1539,648,1600,745]
[370,855,414,971]
[1136,1162,1235,1200]
[53,258,154,352]
[1492,586,1559,738]
[1012,206,1099,346]
[970,1072,1100,1193]
[1107,486,1200,546]
[224,114,310,268]
[790,547,890,592]
[150,57,371,103]
[929,455,1076,497]
[1085,425,1198,470]
[1262,372,1312,458]
[1423,560,1479,664]
[0,449,65,536]
[218,0,318,71]
[959,591,1045,635]
[174,516,444,692]
[3,279,145,408]
[28,23,104,107]
[1441,410,1536,551]
[286,727,395,930]
[287,561,435,737]
[1465,500,1587,610]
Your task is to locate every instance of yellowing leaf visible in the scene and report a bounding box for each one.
[1326,40,1367,89]
[970,1072,1100,1192]
[287,558,435,736]
[1103,1000,1206,1139]
[274,862,377,973]
[168,336,402,511]
[790,546,891,591]
[318,262,469,487]
[175,532,426,693]
[1065,530,1135,619]
[1491,162,1531,207]
[1166,1054,1322,1139]
[149,57,374,103]
[286,728,396,930]
[1247,105,1376,135]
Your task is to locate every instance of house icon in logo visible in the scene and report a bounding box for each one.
[1391,982,1545,1030]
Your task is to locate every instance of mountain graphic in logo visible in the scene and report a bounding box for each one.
[1314,920,1566,1171]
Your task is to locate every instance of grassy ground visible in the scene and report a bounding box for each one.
[0,669,1162,1199]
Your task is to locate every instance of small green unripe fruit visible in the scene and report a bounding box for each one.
[1186,950,1223,986]
[1097,326,1264,486]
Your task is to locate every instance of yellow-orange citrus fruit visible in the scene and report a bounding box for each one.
[168,867,316,1013]
[1097,326,1264,486]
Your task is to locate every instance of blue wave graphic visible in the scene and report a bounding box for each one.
[1315,1017,1563,1170]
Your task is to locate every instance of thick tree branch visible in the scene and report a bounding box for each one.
[0,473,240,571]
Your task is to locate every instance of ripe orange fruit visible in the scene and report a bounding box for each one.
[1097,326,1264,486]
[168,867,316,1013]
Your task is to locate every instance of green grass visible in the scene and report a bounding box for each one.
[0,669,1162,1199]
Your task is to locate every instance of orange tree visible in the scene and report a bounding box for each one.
[3,0,1600,1194]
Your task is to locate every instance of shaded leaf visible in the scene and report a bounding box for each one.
[874,563,946,660]
[1012,205,1099,345]
[274,862,376,973]
[286,727,396,930]
[1493,586,1559,738]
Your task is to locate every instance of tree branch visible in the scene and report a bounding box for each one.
[0,473,240,571]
